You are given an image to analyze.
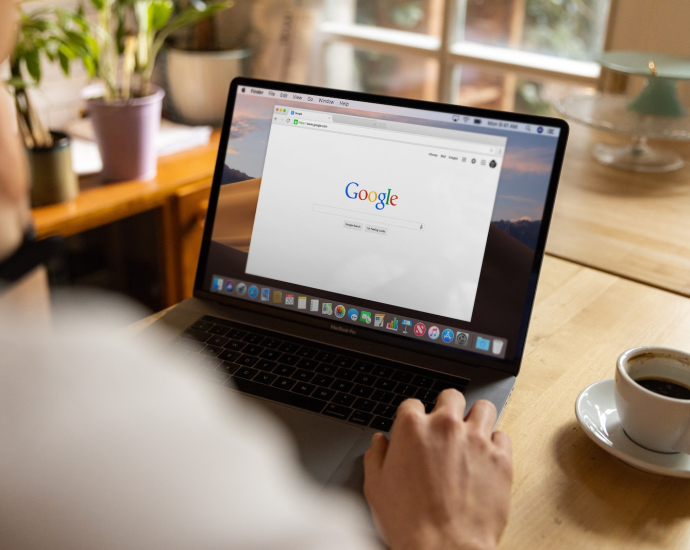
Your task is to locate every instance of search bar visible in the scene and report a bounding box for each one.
[313,204,425,231]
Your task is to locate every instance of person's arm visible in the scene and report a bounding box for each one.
[363,390,513,550]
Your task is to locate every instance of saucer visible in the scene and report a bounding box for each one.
[575,378,690,478]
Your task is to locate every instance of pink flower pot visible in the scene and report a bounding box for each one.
[88,86,165,182]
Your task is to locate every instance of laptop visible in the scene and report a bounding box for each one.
[149,77,568,492]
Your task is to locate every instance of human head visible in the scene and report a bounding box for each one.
[0,0,32,262]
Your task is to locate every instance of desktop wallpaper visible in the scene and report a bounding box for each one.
[203,90,561,359]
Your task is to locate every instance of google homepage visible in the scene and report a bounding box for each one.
[245,108,507,322]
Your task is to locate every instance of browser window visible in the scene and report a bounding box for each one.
[246,107,507,322]
[202,84,562,360]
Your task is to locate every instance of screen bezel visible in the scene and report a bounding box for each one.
[194,77,569,376]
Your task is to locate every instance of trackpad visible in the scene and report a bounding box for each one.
[261,400,364,486]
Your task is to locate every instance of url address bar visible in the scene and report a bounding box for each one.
[295,117,497,156]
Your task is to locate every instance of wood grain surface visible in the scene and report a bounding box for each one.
[31,131,220,238]
[546,123,690,297]
[498,254,690,549]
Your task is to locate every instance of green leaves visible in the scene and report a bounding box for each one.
[7,5,99,90]
[150,0,174,30]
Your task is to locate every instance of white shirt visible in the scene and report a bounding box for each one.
[0,294,380,549]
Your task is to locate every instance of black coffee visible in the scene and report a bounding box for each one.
[634,377,690,400]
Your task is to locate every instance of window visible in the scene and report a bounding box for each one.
[318,0,611,113]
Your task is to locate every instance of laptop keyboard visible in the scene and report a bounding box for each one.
[170,315,469,432]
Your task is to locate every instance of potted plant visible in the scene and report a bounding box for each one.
[5,2,97,206]
[164,0,248,126]
[87,0,227,182]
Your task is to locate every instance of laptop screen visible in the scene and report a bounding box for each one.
[197,79,566,367]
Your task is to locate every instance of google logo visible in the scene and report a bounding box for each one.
[345,182,398,210]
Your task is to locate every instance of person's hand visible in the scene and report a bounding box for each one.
[363,390,512,550]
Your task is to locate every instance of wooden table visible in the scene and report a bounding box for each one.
[31,131,220,305]
[546,123,690,297]
[498,255,690,549]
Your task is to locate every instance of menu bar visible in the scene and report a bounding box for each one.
[239,85,560,137]
[211,274,508,359]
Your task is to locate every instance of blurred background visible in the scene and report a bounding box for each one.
[11,0,690,317]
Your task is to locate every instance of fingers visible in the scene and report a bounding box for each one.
[465,399,498,436]
[433,388,466,417]
[491,430,512,456]
[364,432,389,476]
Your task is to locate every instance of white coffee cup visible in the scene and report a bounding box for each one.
[615,346,690,454]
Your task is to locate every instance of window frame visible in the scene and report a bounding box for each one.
[318,0,617,104]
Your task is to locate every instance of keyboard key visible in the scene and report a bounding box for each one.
[262,338,283,349]
[351,385,374,398]
[242,344,264,356]
[243,333,265,345]
[172,337,205,352]
[227,328,247,340]
[182,328,212,342]
[315,363,338,376]
[372,365,393,378]
[412,375,434,389]
[333,356,356,369]
[278,342,300,354]
[315,351,337,363]
[373,378,396,391]
[272,377,297,391]
[415,388,439,402]
[333,393,356,407]
[313,375,335,387]
[331,380,354,393]
[432,379,469,393]
[371,416,394,432]
[392,371,414,383]
[255,359,277,372]
[235,367,258,379]
[354,373,376,386]
[254,372,278,385]
[231,377,326,413]
[394,383,416,397]
[293,383,316,396]
[224,340,246,352]
[371,390,394,404]
[353,398,376,413]
[207,335,229,347]
[353,361,375,373]
[209,324,231,336]
[334,368,357,381]
[374,403,396,418]
[391,394,407,407]
[259,348,281,361]
[297,358,319,371]
[292,369,314,382]
[191,320,213,331]
[218,349,241,363]
[349,411,373,426]
[200,345,223,357]
[200,356,222,369]
[235,354,259,367]
[296,346,318,358]
[217,361,239,375]
[313,388,336,401]
[277,354,300,366]
[273,364,296,377]
[323,404,352,420]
